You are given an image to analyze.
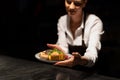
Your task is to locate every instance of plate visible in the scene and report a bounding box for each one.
[35,51,72,63]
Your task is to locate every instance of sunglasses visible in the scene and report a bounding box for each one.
[66,0,83,6]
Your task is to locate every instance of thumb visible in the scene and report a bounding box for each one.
[72,52,81,58]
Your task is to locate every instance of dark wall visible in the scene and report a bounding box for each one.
[0,0,120,78]
[0,0,39,59]
[87,1,120,78]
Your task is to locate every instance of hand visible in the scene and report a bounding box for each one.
[47,43,65,53]
[54,52,82,67]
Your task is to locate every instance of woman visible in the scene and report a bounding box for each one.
[47,0,104,67]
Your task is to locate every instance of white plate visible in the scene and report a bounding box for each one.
[35,52,72,63]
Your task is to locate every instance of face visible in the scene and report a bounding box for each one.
[65,0,87,16]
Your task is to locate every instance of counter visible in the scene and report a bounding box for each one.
[0,53,119,80]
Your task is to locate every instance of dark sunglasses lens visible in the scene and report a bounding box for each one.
[66,0,72,4]
[74,1,82,6]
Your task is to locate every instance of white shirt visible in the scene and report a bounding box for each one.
[56,14,104,67]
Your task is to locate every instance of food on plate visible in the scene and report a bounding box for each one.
[39,51,49,60]
[39,49,68,61]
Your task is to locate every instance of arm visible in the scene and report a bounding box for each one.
[83,16,104,67]
[47,15,69,54]
[56,16,69,54]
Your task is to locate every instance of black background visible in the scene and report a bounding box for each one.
[0,0,120,78]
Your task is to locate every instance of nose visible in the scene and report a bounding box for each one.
[69,2,75,9]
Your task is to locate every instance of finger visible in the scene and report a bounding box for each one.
[54,61,73,67]
[47,43,55,48]
[47,43,59,49]
[54,61,65,65]
[54,57,74,66]
[47,44,65,53]
[72,52,82,64]
[72,52,81,57]
[55,57,72,65]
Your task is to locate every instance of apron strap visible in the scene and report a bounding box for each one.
[82,12,88,48]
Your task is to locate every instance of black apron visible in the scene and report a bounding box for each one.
[68,13,87,56]
[67,13,97,72]
[68,39,86,56]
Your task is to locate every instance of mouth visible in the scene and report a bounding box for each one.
[68,9,76,15]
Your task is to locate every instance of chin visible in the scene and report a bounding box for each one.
[68,12,76,16]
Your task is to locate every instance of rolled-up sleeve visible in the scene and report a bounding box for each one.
[56,16,69,54]
[84,17,104,67]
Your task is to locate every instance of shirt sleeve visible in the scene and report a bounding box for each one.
[84,15,104,67]
[56,16,69,54]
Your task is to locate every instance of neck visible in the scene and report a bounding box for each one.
[70,12,83,25]
[70,13,83,29]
